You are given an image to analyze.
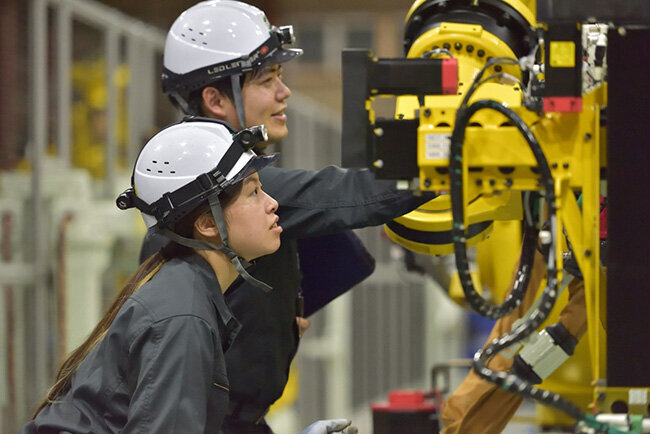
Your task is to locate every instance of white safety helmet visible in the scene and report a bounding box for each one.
[116,117,277,290]
[162,0,302,121]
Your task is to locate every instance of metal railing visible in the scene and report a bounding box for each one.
[0,0,166,429]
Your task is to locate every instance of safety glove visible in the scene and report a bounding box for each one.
[299,418,358,434]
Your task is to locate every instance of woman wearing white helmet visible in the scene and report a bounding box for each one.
[22,119,283,432]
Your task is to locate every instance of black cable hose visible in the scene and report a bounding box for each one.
[459,57,520,111]
[449,99,619,433]
[449,99,549,319]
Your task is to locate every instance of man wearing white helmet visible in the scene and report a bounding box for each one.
[141,2,436,432]
[161,0,301,139]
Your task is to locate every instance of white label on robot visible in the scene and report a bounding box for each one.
[425,134,451,160]
[628,389,648,405]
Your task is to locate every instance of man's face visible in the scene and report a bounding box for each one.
[225,65,292,146]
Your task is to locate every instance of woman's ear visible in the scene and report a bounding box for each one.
[201,86,230,118]
[194,213,220,240]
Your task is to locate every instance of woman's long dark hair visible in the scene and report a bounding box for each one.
[32,182,242,417]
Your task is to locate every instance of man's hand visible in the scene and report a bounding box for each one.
[296,317,311,338]
[299,419,358,434]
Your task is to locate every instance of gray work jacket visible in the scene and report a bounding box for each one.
[140,165,434,429]
[22,254,239,434]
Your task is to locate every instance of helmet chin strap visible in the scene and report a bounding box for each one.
[231,74,247,131]
[169,91,192,115]
[159,193,272,292]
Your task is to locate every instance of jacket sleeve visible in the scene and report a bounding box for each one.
[440,253,548,434]
[441,254,588,434]
[122,315,227,433]
[260,165,435,239]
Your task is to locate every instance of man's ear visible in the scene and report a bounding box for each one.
[201,86,230,118]
[194,212,219,239]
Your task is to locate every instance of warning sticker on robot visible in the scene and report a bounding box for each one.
[425,133,451,160]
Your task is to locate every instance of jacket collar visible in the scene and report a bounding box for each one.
[185,253,241,348]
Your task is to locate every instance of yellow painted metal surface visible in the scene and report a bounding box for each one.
[475,220,522,302]
[549,41,576,67]
[405,0,536,27]
[594,387,650,416]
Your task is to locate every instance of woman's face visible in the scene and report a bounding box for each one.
[224,172,281,261]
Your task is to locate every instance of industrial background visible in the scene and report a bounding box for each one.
[3,0,649,432]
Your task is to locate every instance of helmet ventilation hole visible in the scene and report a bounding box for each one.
[146,160,173,174]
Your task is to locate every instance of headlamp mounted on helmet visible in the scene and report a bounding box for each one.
[275,25,296,46]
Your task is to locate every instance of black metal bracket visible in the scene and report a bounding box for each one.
[341,49,457,177]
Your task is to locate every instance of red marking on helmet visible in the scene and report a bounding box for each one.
[260,46,269,55]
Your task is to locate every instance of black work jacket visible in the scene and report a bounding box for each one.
[139,165,433,428]
[22,254,239,434]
